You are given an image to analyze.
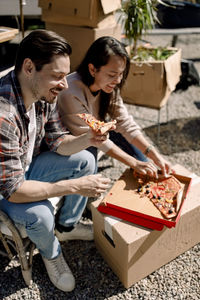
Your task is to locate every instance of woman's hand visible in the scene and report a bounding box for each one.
[132,160,159,178]
[131,136,173,177]
[148,151,173,176]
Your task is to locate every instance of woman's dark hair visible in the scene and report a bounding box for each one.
[15,29,72,74]
[77,36,130,120]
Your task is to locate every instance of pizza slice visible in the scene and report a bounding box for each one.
[77,113,116,134]
[136,175,183,219]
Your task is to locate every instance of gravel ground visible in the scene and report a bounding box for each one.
[0,33,200,299]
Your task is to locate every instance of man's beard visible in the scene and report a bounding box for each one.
[30,77,62,103]
[30,79,40,101]
[40,95,57,104]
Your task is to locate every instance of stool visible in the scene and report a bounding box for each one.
[0,196,63,286]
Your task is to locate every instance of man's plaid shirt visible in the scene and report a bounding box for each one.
[0,70,68,200]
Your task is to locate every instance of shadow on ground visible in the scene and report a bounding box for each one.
[143,117,200,155]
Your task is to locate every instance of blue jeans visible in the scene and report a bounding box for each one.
[87,131,148,164]
[0,150,96,259]
[109,131,148,162]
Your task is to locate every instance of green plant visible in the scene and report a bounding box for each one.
[120,0,165,56]
[133,45,176,61]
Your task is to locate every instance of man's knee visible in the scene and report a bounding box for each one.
[73,150,97,175]
[26,201,55,232]
[83,150,96,172]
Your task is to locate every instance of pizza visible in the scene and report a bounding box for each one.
[135,175,183,219]
[77,113,116,134]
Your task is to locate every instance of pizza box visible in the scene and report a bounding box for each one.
[98,168,192,231]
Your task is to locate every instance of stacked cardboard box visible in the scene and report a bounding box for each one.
[91,164,200,288]
[38,0,122,71]
[121,46,182,109]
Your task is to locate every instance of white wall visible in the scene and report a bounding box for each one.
[0,0,41,16]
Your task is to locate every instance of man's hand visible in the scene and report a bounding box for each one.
[73,174,111,197]
[85,128,110,147]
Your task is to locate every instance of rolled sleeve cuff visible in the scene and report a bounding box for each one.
[1,176,24,200]
[48,134,67,152]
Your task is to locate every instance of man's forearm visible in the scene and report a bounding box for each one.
[57,130,108,156]
[9,174,111,203]
[8,179,80,203]
[56,133,91,155]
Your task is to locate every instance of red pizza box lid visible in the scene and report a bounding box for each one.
[98,168,192,231]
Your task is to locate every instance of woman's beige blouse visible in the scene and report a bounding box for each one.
[58,72,142,153]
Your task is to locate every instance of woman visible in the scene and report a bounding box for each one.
[58,36,172,177]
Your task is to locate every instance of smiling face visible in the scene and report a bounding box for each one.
[29,54,70,104]
[89,55,126,94]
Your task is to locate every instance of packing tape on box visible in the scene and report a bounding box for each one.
[104,216,121,240]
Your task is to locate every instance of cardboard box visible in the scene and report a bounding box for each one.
[46,22,122,72]
[91,165,200,288]
[38,0,121,28]
[98,169,191,231]
[121,48,182,109]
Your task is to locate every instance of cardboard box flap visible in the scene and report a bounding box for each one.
[100,0,121,14]
[164,48,182,91]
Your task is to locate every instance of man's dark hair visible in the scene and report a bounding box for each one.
[15,29,72,74]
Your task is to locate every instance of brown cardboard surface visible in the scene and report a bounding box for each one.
[98,168,191,230]
[46,22,122,72]
[121,48,182,109]
[91,164,200,288]
[39,0,121,28]
[0,27,19,43]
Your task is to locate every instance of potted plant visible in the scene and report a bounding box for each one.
[119,0,182,109]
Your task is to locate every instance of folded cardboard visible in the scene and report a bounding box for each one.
[98,168,191,230]
[121,47,182,109]
[46,22,122,72]
[91,164,200,288]
[39,0,121,28]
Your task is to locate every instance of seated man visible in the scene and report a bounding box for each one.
[0,30,111,292]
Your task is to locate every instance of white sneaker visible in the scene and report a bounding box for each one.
[55,223,94,242]
[42,252,75,292]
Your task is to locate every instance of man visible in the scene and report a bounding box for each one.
[0,30,111,292]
